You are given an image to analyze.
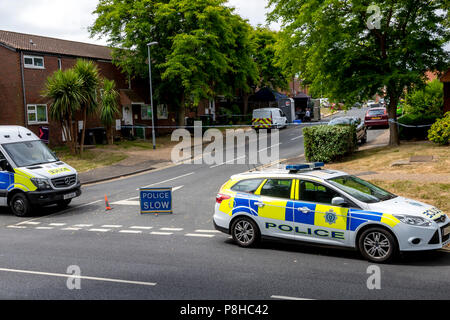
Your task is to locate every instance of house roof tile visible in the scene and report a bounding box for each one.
[0,30,112,60]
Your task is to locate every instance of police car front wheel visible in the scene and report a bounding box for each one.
[231,217,260,248]
[358,228,397,263]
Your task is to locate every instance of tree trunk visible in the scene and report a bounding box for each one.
[68,113,76,154]
[80,107,87,155]
[243,92,249,115]
[178,94,186,127]
[387,93,400,146]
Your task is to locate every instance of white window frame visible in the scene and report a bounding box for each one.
[24,55,45,69]
[27,104,48,124]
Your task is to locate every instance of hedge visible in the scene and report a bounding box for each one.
[428,112,450,145]
[303,125,357,163]
[397,114,439,140]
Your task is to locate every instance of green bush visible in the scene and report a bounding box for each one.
[404,79,444,118]
[398,113,439,140]
[428,112,450,145]
[303,125,357,163]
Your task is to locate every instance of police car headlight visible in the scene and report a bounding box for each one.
[31,178,52,191]
[393,215,432,227]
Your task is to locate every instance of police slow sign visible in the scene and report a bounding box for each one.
[140,188,172,214]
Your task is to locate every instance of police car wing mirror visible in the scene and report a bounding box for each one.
[331,197,347,207]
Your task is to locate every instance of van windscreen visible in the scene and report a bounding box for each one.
[3,140,58,167]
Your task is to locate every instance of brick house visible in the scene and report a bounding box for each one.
[440,69,450,114]
[0,30,179,145]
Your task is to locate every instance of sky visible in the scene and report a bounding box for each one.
[0,0,276,45]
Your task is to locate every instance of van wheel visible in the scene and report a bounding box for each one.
[358,227,397,263]
[231,217,260,248]
[10,193,33,217]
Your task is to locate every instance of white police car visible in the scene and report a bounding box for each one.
[213,163,450,262]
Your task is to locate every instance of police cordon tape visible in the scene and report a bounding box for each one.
[388,118,434,128]
[120,121,330,130]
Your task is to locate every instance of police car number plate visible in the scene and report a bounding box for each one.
[443,225,450,237]
[63,192,76,200]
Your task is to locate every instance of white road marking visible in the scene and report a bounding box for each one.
[49,223,66,226]
[119,230,142,234]
[7,225,27,229]
[101,225,123,228]
[0,267,156,286]
[136,172,195,190]
[290,135,303,141]
[150,232,173,236]
[185,233,215,238]
[258,142,282,153]
[61,227,81,231]
[19,221,40,225]
[271,295,314,300]
[130,226,153,230]
[111,200,140,206]
[35,227,54,230]
[210,155,247,168]
[194,230,221,233]
[73,224,93,227]
[160,228,183,231]
[88,228,110,232]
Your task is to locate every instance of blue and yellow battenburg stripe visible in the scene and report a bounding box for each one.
[225,194,400,231]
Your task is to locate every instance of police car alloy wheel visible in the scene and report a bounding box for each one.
[358,228,397,263]
[10,193,32,217]
[231,217,260,248]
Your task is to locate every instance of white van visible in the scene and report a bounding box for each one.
[252,108,287,129]
[0,126,81,217]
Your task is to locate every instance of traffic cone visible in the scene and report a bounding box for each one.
[105,195,112,211]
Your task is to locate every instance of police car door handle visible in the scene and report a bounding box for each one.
[299,207,310,213]
[255,202,265,208]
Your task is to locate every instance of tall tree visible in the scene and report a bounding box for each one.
[42,69,85,154]
[100,79,120,145]
[269,0,449,145]
[74,59,101,154]
[251,26,289,91]
[89,0,257,125]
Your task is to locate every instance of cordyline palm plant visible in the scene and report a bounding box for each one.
[74,59,101,154]
[42,69,85,154]
[100,79,120,145]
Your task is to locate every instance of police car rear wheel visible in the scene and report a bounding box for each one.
[10,193,32,217]
[359,228,397,263]
[231,217,260,248]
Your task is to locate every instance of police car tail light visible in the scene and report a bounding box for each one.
[216,193,231,204]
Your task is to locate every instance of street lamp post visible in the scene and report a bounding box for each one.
[147,41,158,149]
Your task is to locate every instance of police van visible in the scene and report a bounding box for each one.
[0,126,81,217]
[213,163,450,262]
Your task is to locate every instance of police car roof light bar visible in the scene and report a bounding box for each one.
[286,162,324,173]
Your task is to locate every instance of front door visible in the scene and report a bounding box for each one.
[0,152,12,207]
[292,180,350,245]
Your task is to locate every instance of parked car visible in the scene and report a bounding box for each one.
[328,116,367,143]
[364,107,389,129]
[252,108,287,130]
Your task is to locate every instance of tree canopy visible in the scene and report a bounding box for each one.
[268,0,450,144]
[90,0,260,125]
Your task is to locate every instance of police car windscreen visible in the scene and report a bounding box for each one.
[3,140,58,167]
[327,175,396,203]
